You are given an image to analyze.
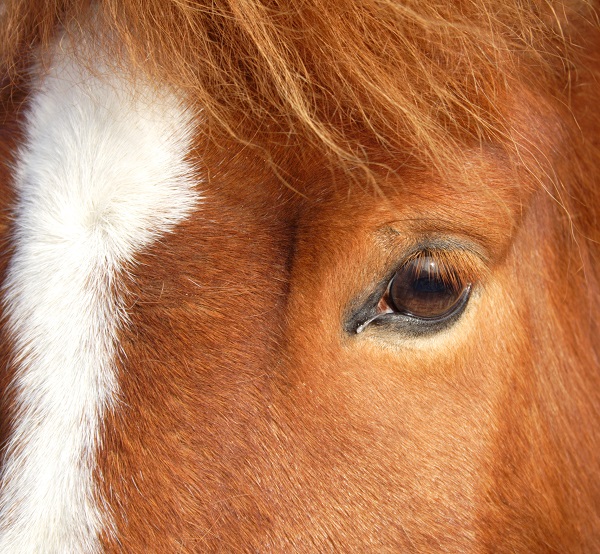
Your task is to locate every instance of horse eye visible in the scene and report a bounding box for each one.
[385,256,471,320]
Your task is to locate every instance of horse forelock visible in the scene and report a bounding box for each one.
[0,0,594,176]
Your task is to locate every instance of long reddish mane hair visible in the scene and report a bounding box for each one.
[2,0,593,168]
[0,0,599,552]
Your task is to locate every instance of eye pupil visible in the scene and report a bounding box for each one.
[387,256,470,320]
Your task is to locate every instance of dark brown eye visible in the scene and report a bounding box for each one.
[386,255,471,320]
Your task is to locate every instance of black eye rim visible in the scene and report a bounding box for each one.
[345,246,477,336]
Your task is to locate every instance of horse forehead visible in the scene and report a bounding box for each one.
[187,158,522,283]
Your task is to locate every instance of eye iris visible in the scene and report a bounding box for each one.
[388,256,468,319]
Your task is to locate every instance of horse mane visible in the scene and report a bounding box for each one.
[0,0,595,175]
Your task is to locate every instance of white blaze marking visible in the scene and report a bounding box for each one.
[0,39,198,552]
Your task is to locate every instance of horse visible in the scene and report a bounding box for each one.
[0,0,599,551]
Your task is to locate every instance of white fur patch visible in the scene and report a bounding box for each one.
[0,40,198,552]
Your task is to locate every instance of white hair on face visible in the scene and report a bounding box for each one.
[0,36,199,553]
